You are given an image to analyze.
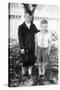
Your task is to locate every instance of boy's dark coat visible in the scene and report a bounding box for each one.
[18,22,39,66]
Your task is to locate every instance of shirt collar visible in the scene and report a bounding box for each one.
[25,22,31,29]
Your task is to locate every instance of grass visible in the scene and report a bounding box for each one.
[8,39,58,87]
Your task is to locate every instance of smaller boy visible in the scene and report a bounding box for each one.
[35,19,52,76]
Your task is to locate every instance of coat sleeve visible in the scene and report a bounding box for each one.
[18,25,24,49]
[33,24,40,33]
[35,33,38,57]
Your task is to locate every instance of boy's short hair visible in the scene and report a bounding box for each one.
[25,10,33,16]
[41,19,48,24]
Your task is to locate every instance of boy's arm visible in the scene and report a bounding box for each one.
[35,34,38,57]
[48,43,51,55]
[18,26,25,54]
[48,34,52,55]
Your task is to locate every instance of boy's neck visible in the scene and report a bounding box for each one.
[25,21,31,25]
[41,30,48,33]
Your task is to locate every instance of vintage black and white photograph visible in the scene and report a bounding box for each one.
[8,3,58,87]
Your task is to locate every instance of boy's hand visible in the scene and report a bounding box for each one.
[48,51,50,55]
[48,47,51,55]
[21,49,25,54]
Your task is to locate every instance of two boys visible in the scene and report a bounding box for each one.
[18,9,52,77]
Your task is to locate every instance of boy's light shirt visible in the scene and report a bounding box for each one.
[36,30,52,48]
[25,22,31,29]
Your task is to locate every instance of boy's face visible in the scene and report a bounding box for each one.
[41,23,48,31]
[24,13,32,23]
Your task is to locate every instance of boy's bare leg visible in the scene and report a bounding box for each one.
[41,63,45,75]
[28,66,32,75]
[41,67,45,75]
[38,66,41,76]
[37,62,41,76]
[41,48,48,76]
[21,66,25,75]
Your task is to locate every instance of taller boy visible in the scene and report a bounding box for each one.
[18,10,39,76]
